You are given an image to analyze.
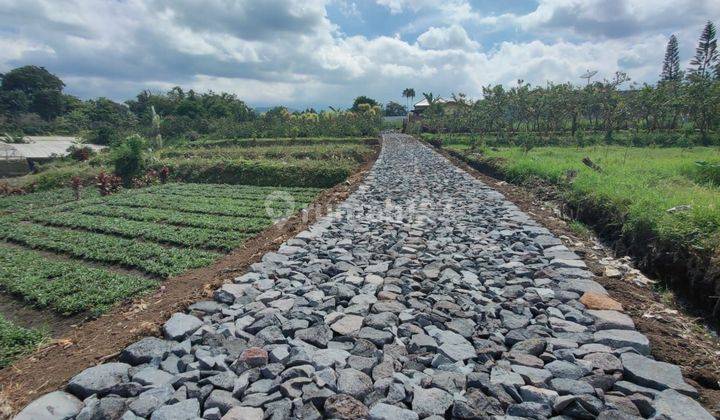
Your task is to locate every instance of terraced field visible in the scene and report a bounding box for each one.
[0,183,320,364]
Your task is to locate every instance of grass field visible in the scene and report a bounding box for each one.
[440,139,720,318]
[445,145,720,250]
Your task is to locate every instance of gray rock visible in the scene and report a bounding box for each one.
[545,360,588,380]
[587,310,635,330]
[337,368,373,399]
[163,313,203,341]
[128,385,174,417]
[221,406,264,420]
[651,389,713,420]
[295,324,333,347]
[119,337,174,365]
[593,330,650,355]
[369,402,419,420]
[67,363,131,399]
[510,365,552,386]
[434,331,475,361]
[412,386,454,417]
[621,352,698,397]
[330,315,364,335]
[205,390,241,414]
[132,367,174,386]
[149,398,200,420]
[15,391,84,420]
[550,378,595,395]
[76,395,127,420]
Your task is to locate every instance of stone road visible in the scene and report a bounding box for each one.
[18,134,712,419]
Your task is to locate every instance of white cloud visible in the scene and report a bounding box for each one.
[375,0,405,14]
[507,0,720,39]
[417,25,480,51]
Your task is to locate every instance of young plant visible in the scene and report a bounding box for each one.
[70,176,83,200]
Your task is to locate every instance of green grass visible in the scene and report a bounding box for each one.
[447,145,720,251]
[0,245,157,315]
[0,315,46,368]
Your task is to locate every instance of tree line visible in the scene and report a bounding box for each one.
[0,68,383,143]
[412,21,720,146]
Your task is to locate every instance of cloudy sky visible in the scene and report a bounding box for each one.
[1,0,719,108]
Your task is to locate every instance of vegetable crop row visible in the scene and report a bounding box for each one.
[25,211,248,252]
[0,244,157,315]
[96,193,304,218]
[76,204,271,233]
[0,218,220,278]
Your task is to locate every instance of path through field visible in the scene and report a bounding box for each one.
[18,134,712,419]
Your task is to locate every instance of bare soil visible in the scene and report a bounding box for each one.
[0,146,379,417]
[438,146,720,417]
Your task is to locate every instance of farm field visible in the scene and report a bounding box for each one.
[0,136,377,367]
[436,138,720,317]
[0,183,320,363]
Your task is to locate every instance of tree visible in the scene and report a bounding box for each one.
[402,88,415,110]
[689,21,718,79]
[0,90,29,114]
[351,96,379,112]
[384,101,407,116]
[32,89,65,120]
[0,66,64,95]
[661,35,681,81]
[0,66,66,121]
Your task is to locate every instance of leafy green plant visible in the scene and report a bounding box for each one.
[0,245,156,315]
[0,315,46,368]
[111,134,147,181]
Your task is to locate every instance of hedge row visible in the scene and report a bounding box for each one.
[152,158,354,188]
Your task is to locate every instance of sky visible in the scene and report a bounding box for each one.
[1,0,719,109]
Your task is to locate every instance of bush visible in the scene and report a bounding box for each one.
[95,171,122,196]
[67,145,96,161]
[86,125,121,145]
[111,134,147,182]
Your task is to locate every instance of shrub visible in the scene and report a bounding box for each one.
[67,145,96,162]
[86,125,120,145]
[70,176,83,200]
[111,134,147,182]
[95,171,122,196]
[0,182,26,196]
[159,166,170,184]
[132,169,160,188]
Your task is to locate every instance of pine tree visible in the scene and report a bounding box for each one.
[661,35,681,81]
[689,21,719,78]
